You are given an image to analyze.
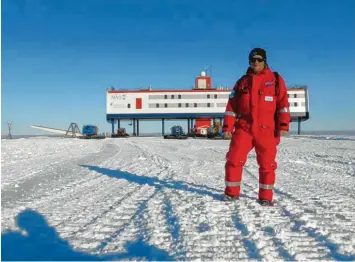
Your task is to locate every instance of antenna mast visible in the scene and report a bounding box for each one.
[7,121,13,139]
[205,65,212,87]
[205,65,212,78]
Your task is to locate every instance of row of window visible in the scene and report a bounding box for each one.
[288,94,305,98]
[290,102,306,107]
[148,102,215,108]
[148,102,305,108]
[125,101,305,108]
[147,93,304,100]
[148,94,229,100]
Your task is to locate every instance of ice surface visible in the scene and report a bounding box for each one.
[1,135,355,261]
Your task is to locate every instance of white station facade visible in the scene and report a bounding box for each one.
[106,71,310,135]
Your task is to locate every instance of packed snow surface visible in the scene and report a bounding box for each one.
[1,135,355,261]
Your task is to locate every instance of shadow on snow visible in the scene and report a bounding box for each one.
[80,165,225,201]
[2,165,265,261]
[1,209,175,261]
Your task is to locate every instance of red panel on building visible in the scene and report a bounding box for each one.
[196,118,211,128]
[195,76,212,89]
[136,98,142,109]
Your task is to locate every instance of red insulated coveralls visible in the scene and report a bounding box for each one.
[222,66,290,201]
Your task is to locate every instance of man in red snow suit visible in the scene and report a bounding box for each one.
[222,48,290,206]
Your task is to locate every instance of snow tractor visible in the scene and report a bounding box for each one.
[79,125,106,139]
[207,121,224,139]
[112,128,129,138]
[164,125,188,139]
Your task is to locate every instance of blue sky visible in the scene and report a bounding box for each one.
[2,0,355,135]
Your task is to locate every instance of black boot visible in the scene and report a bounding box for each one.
[258,199,274,206]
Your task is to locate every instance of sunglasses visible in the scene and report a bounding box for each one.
[249,57,265,63]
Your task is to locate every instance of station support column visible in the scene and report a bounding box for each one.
[133,119,136,136]
[137,119,140,136]
[298,117,301,135]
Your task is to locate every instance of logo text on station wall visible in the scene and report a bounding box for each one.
[110,94,126,100]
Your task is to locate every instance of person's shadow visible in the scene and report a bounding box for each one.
[80,165,226,201]
[2,209,175,261]
[79,165,255,201]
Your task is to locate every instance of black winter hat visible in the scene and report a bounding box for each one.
[249,48,267,61]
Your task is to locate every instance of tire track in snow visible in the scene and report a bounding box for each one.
[89,149,178,254]
[279,159,354,201]
[204,145,326,260]
[225,179,296,262]
[68,139,189,257]
[302,150,354,166]
[161,191,186,260]
[280,140,355,178]
[170,151,251,260]
[161,140,275,260]
[122,139,247,260]
[207,141,355,259]
[140,140,248,260]
[98,190,175,261]
[72,140,166,251]
[109,140,189,257]
[105,189,186,260]
[4,140,144,252]
[166,188,252,261]
[194,142,330,260]
[186,159,226,194]
[5,136,354,260]
[192,144,296,260]
[1,140,154,255]
[1,142,122,232]
[274,149,355,257]
[67,141,176,253]
[233,180,297,261]
[243,165,354,260]
[1,138,102,188]
[14,161,140,243]
[92,187,159,254]
[134,191,180,258]
[243,167,330,260]
[1,142,118,208]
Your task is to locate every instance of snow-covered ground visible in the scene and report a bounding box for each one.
[1,135,355,261]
